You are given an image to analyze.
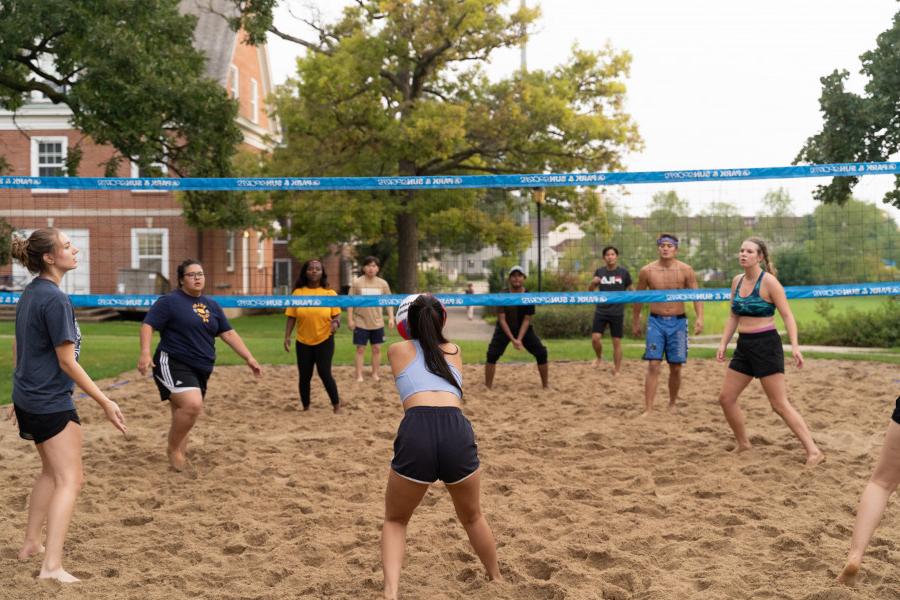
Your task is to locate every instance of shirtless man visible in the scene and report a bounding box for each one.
[631,234,703,415]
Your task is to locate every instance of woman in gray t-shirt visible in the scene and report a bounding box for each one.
[8,228,127,584]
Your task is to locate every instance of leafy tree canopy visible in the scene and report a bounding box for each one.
[796,7,900,209]
[239,0,642,291]
[0,0,247,227]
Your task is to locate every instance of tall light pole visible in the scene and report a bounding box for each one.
[518,0,530,273]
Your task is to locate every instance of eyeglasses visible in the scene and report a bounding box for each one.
[183,272,205,279]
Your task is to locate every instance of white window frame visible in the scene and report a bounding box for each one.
[30,136,68,193]
[226,231,236,272]
[250,77,259,124]
[257,231,265,269]
[130,157,169,193]
[130,228,170,279]
[230,65,239,99]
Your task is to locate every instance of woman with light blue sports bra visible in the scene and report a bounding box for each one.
[381,294,501,599]
[715,237,824,466]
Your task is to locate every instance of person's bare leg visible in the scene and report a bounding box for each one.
[37,421,83,583]
[759,374,824,465]
[611,337,623,375]
[371,344,382,381]
[446,471,502,581]
[354,345,366,382]
[591,333,603,368]
[717,368,754,451]
[484,363,496,389]
[19,452,54,560]
[667,363,683,413]
[642,361,662,415]
[167,390,203,471]
[537,363,549,389]
[381,470,429,600]
[839,421,900,585]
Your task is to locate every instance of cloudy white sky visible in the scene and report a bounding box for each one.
[266,1,899,219]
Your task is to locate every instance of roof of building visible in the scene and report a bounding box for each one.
[179,0,241,86]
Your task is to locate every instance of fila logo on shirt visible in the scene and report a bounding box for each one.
[600,275,623,285]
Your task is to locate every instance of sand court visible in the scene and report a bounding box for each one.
[1,358,898,599]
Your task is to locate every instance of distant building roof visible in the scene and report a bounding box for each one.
[179,0,240,86]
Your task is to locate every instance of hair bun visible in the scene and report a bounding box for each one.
[10,233,29,262]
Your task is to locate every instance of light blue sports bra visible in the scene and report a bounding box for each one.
[395,340,463,403]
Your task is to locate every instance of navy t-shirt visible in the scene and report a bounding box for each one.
[13,278,82,414]
[144,289,232,372]
[497,290,535,334]
[593,266,632,316]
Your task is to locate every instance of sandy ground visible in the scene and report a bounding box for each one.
[1,357,898,600]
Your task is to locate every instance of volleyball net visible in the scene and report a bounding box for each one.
[1,161,899,308]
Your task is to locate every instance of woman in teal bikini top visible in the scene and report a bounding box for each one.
[731,271,776,317]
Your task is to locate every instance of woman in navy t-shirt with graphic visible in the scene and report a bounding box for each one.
[8,228,127,583]
[138,259,261,471]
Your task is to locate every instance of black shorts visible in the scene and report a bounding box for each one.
[391,407,480,485]
[152,350,210,401]
[592,312,624,337]
[14,405,80,444]
[892,396,900,425]
[352,327,385,346]
[729,329,784,379]
[485,327,548,364]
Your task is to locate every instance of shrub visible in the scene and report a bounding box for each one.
[529,305,595,339]
[799,298,899,347]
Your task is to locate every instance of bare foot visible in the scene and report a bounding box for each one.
[837,560,859,586]
[612,368,621,377]
[301,405,310,411]
[372,373,380,382]
[591,358,601,369]
[333,403,341,414]
[355,376,364,383]
[167,448,187,472]
[731,444,752,454]
[18,541,45,560]
[805,451,825,467]
[39,567,80,583]
[667,403,679,415]
[637,410,652,419]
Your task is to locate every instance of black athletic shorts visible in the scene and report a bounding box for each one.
[892,396,900,425]
[592,312,624,337]
[729,329,784,379]
[485,327,548,364]
[152,350,211,401]
[14,405,81,444]
[391,406,480,485]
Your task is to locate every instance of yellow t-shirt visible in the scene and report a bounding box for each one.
[284,287,341,346]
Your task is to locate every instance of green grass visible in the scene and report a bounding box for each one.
[1,297,897,406]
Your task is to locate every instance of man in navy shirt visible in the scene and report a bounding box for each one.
[588,246,632,374]
[484,266,549,389]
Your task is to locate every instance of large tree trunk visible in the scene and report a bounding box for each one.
[395,158,419,293]
[396,191,418,293]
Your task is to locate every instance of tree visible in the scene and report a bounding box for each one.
[795,8,900,209]
[0,0,249,228]
[256,1,642,291]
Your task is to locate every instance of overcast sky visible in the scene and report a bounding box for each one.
[266,1,900,219]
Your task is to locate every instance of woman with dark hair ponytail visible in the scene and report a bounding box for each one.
[381,294,500,599]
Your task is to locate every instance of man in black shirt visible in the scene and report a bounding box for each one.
[484,266,549,389]
[589,246,632,374]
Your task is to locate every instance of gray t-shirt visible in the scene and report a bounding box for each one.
[13,278,81,414]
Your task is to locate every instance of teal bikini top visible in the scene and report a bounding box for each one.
[731,272,776,318]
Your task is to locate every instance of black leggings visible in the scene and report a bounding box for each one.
[295,337,340,408]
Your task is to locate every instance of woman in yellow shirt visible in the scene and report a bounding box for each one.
[283,259,341,413]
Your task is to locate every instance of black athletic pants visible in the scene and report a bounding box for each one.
[295,337,340,408]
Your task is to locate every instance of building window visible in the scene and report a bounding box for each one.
[226,231,236,272]
[131,228,169,278]
[250,77,259,124]
[30,137,68,193]
[257,232,265,269]
[230,65,239,99]
[130,157,168,192]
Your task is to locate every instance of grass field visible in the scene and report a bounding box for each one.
[1,297,897,405]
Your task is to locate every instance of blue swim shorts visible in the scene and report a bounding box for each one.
[643,313,688,364]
